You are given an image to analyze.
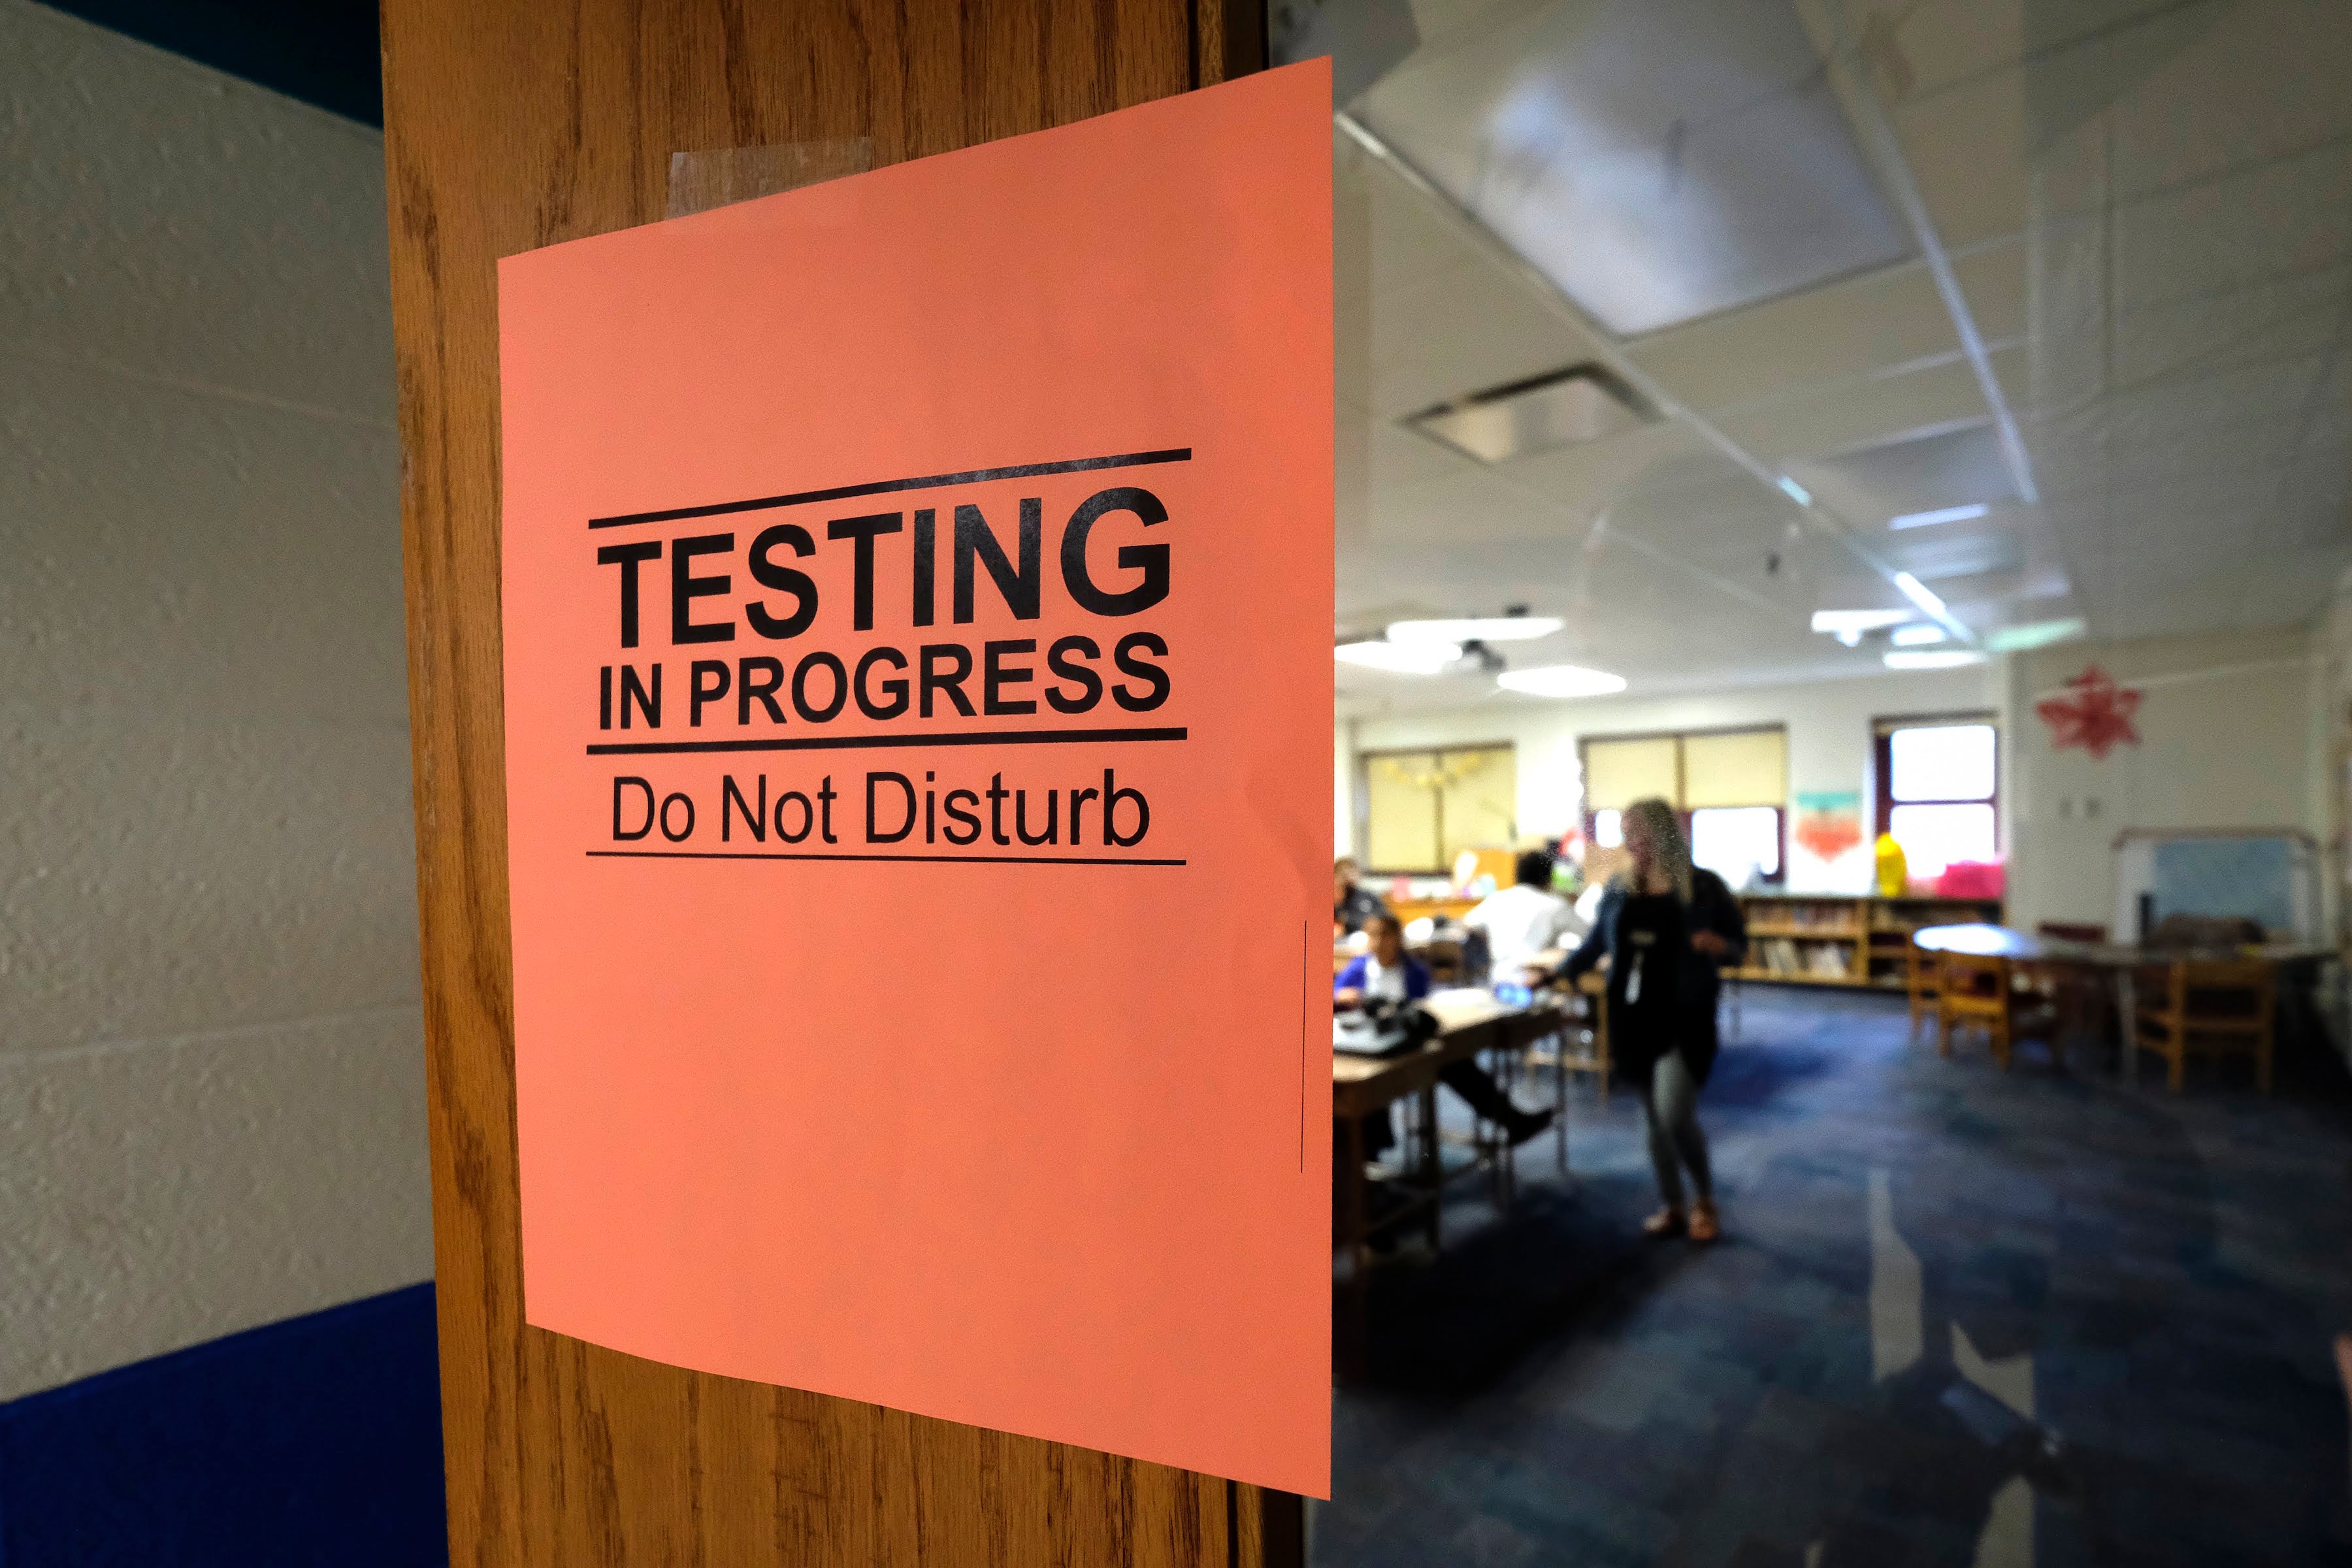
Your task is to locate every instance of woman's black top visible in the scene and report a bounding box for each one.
[1554,869,1747,1085]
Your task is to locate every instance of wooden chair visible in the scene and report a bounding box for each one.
[2132,958,2276,1092]
[1905,935,1941,1037]
[1938,951,2059,1070]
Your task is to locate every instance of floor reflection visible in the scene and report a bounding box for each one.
[1320,988,2352,1566]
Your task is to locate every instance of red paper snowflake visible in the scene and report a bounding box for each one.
[2036,664,2141,759]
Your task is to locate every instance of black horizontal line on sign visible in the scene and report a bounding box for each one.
[587,851,1186,867]
[585,725,1186,756]
[588,448,1193,529]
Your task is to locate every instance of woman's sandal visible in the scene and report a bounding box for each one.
[1688,1203,1721,1244]
[1642,1207,1686,1237]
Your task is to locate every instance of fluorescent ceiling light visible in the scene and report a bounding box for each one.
[1777,476,1813,507]
[1345,1,1910,335]
[1985,617,2087,653]
[1893,572,1948,619]
[1889,502,1990,531]
[1388,615,1565,644]
[1335,639,1458,675]
[1497,664,1627,698]
[1884,649,1985,670]
[1890,623,1948,647]
[1810,608,1910,637]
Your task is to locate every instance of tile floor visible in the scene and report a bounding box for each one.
[1319,988,2352,1567]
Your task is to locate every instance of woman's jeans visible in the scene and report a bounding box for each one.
[1643,1050,1712,1207]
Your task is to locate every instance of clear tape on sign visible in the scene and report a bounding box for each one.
[664,140,876,218]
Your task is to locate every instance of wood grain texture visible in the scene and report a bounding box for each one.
[381,1,1286,1561]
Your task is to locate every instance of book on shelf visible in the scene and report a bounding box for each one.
[1752,937,1852,979]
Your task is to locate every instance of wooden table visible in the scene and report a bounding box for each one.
[1331,991,1565,1372]
[1911,923,2332,1085]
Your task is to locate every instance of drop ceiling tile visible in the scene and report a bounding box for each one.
[1891,65,2030,249]
[1712,353,1993,462]
[1987,342,2035,417]
[1859,0,2025,105]
[1600,482,1791,569]
[2229,551,2352,625]
[2112,263,2352,391]
[2306,351,2352,449]
[1950,235,2030,344]
[1365,253,1604,420]
[1794,419,2017,523]
[2112,138,2352,311]
[2106,0,2352,200]
[1401,0,1518,52]
[1625,259,1959,412]
[1334,0,2352,708]
[1341,409,1475,494]
[1342,144,1482,301]
[1365,467,1585,547]
[1491,422,1720,515]
[2103,353,2325,453]
[1358,0,1913,336]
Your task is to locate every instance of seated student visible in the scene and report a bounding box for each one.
[1463,849,1584,976]
[1333,855,1389,936]
[1336,913,1553,1145]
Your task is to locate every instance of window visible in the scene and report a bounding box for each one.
[1874,717,1997,879]
[1580,726,1788,885]
[1361,744,1516,873]
[1691,804,1782,879]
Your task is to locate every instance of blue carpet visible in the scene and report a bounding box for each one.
[1322,988,2352,1567]
[0,1282,446,1567]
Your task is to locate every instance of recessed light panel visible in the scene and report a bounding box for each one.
[1810,609,1910,637]
[1403,365,1651,465]
[1335,639,1458,674]
[1985,617,2087,653]
[1498,664,1627,698]
[1389,615,1567,643]
[1354,0,1912,335]
[1889,502,1990,531]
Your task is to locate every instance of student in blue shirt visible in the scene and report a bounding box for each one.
[1337,913,1550,1143]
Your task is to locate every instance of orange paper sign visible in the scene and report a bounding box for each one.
[497,65,1333,1495]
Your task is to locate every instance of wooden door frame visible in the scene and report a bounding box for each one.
[380,2,1299,1560]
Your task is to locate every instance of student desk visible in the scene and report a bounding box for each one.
[1331,991,1565,1373]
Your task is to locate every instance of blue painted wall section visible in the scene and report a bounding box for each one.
[0,1282,446,1566]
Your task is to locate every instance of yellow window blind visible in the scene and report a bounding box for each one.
[1682,728,1787,808]
[1365,752,1441,871]
[1438,747,1516,858]
[1362,745,1516,872]
[1582,736,1678,811]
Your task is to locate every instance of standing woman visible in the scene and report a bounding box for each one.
[1546,798,1746,1242]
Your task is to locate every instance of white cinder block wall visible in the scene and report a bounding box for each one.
[0,1,429,1399]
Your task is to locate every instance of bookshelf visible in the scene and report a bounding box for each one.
[1735,892,2004,988]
